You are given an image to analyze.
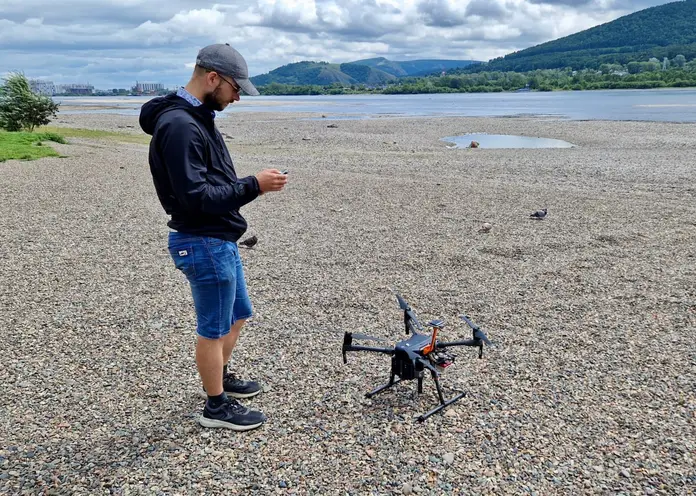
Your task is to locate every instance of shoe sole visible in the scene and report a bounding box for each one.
[227,389,261,399]
[201,389,263,399]
[198,416,265,431]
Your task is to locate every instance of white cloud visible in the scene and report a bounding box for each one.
[0,0,676,88]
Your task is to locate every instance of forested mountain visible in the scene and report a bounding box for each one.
[250,61,396,86]
[250,58,479,87]
[349,57,479,77]
[460,0,696,73]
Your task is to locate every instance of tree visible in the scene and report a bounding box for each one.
[627,61,642,74]
[673,54,686,67]
[0,72,59,132]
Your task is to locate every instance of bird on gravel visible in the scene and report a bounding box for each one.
[530,208,548,220]
[239,235,258,249]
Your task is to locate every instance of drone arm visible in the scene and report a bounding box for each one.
[437,339,485,358]
[342,332,395,363]
[346,345,395,354]
[342,344,394,364]
[436,339,480,348]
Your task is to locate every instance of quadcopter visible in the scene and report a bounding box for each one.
[342,291,493,422]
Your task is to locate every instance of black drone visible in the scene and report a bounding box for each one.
[342,291,493,422]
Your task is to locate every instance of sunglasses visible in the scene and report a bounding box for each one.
[202,67,241,93]
[217,74,241,93]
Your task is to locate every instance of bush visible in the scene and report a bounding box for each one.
[0,72,60,132]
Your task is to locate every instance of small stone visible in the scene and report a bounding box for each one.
[443,453,455,465]
[402,482,413,494]
[279,480,287,488]
[620,469,630,478]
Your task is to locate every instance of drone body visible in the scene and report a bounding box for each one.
[342,292,493,421]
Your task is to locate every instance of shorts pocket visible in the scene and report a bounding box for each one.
[169,245,196,278]
[204,236,225,247]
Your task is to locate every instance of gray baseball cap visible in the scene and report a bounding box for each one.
[196,43,259,96]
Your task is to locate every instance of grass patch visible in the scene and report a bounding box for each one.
[0,131,66,162]
[37,126,151,145]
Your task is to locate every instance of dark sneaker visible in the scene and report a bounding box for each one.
[199,398,266,431]
[223,372,262,399]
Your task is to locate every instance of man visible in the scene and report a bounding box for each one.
[139,43,287,431]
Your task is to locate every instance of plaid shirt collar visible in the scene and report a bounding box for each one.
[176,87,215,118]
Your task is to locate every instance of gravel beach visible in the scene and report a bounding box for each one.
[1,107,695,495]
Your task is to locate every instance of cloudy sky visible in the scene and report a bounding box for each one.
[0,0,676,89]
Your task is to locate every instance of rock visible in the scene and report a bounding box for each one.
[402,482,413,494]
[443,453,455,465]
[620,469,630,478]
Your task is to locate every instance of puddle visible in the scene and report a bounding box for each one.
[441,133,575,149]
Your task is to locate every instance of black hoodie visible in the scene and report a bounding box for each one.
[139,93,260,242]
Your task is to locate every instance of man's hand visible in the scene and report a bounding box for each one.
[255,169,288,194]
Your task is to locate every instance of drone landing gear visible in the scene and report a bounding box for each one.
[366,374,402,398]
[365,369,466,422]
[418,367,466,422]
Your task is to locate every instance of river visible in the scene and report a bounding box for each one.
[54,88,696,122]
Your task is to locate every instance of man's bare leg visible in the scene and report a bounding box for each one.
[223,318,246,365]
[196,336,224,396]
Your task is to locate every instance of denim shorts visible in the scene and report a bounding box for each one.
[168,231,253,340]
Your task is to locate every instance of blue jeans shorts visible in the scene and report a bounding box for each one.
[168,231,253,340]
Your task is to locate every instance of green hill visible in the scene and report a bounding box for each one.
[250,57,480,87]
[250,61,396,87]
[462,0,696,73]
[349,57,479,76]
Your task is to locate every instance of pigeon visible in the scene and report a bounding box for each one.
[478,223,492,233]
[239,235,258,249]
[530,208,547,220]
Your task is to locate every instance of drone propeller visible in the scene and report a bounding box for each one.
[388,287,424,333]
[459,315,493,346]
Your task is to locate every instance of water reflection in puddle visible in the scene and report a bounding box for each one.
[441,133,575,149]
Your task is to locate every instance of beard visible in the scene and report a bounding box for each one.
[202,85,227,112]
